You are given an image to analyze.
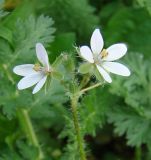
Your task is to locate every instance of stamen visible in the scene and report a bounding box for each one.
[33,64,41,71]
[101,49,108,59]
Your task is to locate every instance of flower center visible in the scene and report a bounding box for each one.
[33,63,41,71]
[94,49,108,65]
[33,63,52,75]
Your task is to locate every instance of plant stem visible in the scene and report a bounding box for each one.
[80,82,102,94]
[18,108,44,160]
[70,81,103,159]
[2,64,15,84]
[71,95,86,160]
[135,146,142,160]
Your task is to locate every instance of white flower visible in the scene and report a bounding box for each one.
[79,29,131,83]
[13,43,52,94]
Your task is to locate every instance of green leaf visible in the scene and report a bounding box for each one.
[17,141,39,160]
[37,0,98,42]
[0,152,22,160]
[102,5,151,58]
[0,26,13,44]
[107,106,151,147]
[0,114,17,144]
[49,32,76,62]
[136,0,151,14]
[108,53,151,147]
[2,1,35,29]
[13,15,55,58]
[80,88,110,136]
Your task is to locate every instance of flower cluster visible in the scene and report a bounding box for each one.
[13,29,130,93]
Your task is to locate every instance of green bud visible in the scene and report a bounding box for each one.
[79,63,93,74]
[52,71,63,80]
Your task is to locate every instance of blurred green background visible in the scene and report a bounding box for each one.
[0,0,151,159]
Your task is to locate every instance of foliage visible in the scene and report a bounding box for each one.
[59,115,80,160]
[34,0,99,42]
[0,13,56,118]
[108,53,151,147]
[136,0,151,14]
[97,1,151,59]
[80,88,108,136]
[0,0,151,159]
[0,1,67,158]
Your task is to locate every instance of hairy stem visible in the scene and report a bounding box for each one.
[71,95,86,160]
[70,81,103,159]
[18,108,44,160]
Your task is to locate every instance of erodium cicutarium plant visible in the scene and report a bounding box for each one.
[13,29,131,160]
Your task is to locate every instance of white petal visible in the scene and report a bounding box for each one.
[32,76,47,94]
[80,46,94,63]
[18,72,44,90]
[96,65,112,83]
[105,43,127,61]
[90,29,104,55]
[102,62,131,76]
[36,43,50,69]
[13,64,37,76]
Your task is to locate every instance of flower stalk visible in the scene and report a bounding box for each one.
[80,82,102,94]
[18,108,44,160]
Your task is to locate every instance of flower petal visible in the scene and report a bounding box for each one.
[102,62,131,76]
[32,76,47,94]
[18,72,44,90]
[80,46,94,63]
[105,43,127,61]
[36,43,50,69]
[96,65,112,83]
[13,64,37,76]
[90,29,104,55]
